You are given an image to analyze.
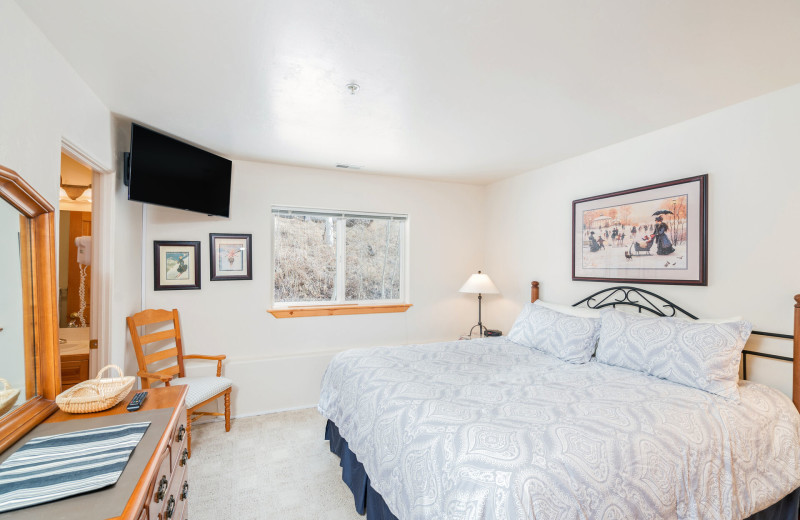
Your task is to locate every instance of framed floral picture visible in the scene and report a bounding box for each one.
[154,241,201,291]
[572,174,708,286]
[210,233,252,281]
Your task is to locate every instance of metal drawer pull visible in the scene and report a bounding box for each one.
[177,424,185,442]
[180,481,189,500]
[155,475,168,502]
[180,448,188,467]
[166,496,176,519]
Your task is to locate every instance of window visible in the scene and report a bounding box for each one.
[272,208,408,312]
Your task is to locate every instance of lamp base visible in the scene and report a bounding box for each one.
[468,322,487,338]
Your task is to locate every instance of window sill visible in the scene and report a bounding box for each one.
[268,304,412,318]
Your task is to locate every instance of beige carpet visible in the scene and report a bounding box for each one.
[188,408,363,520]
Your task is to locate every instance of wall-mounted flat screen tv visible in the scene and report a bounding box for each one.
[127,123,232,217]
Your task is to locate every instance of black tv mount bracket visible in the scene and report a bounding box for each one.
[123,152,131,187]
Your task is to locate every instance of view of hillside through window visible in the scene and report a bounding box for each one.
[345,218,402,301]
[273,211,405,304]
[273,214,337,302]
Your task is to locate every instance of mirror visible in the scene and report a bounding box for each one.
[0,164,61,453]
[0,201,33,418]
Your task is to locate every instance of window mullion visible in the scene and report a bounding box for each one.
[336,218,346,304]
[398,220,406,302]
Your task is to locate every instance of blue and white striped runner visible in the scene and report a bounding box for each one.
[0,421,150,513]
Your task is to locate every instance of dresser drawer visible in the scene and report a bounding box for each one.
[170,437,188,474]
[176,477,189,518]
[169,407,188,473]
[158,463,187,520]
[174,496,188,520]
[148,447,172,520]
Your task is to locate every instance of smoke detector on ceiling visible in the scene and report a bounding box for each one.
[345,83,360,95]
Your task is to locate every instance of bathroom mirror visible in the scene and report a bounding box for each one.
[0,164,61,453]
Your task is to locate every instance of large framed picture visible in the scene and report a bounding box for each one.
[210,233,252,281]
[154,241,201,291]
[572,174,708,286]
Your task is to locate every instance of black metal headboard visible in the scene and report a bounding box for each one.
[571,285,794,380]
[572,286,698,319]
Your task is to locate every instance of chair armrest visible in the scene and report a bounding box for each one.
[183,354,226,377]
[183,354,226,361]
[137,370,173,386]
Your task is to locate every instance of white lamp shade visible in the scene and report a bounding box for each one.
[459,272,499,294]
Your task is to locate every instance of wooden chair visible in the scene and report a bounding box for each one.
[126,308,232,456]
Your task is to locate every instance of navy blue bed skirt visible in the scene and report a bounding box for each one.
[325,419,799,520]
[325,420,398,520]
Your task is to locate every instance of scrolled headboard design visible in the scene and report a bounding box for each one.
[531,281,696,319]
[572,286,697,319]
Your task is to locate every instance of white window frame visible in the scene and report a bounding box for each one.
[271,206,409,308]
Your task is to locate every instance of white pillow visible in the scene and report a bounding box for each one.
[508,301,601,364]
[535,300,603,319]
[595,309,752,400]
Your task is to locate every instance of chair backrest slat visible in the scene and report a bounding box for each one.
[139,329,177,345]
[144,347,179,366]
[128,308,174,327]
[126,308,186,389]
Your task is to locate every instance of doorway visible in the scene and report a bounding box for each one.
[58,153,94,391]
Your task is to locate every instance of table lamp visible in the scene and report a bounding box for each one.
[459,271,499,337]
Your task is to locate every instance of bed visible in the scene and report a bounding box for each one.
[318,282,800,519]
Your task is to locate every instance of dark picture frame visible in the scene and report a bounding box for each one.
[209,233,252,281]
[154,241,201,291]
[572,174,708,286]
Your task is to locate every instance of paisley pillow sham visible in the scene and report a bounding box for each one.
[596,309,752,400]
[507,301,601,364]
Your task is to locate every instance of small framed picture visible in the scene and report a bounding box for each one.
[154,241,201,291]
[210,233,252,281]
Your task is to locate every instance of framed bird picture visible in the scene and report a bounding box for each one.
[572,174,708,285]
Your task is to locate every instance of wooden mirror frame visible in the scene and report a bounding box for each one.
[0,164,61,453]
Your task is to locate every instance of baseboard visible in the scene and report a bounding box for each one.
[191,403,320,425]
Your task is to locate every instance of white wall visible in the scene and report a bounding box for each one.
[110,121,143,375]
[0,0,112,203]
[485,83,800,395]
[140,160,486,416]
[0,0,121,378]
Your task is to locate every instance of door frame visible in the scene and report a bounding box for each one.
[61,138,114,376]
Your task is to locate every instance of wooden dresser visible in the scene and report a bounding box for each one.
[0,385,189,520]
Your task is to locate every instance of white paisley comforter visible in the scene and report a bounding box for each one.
[318,338,800,520]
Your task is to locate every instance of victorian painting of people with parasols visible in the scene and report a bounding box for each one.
[652,209,675,255]
[572,175,707,285]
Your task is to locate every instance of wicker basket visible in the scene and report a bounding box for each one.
[0,378,21,416]
[56,365,135,414]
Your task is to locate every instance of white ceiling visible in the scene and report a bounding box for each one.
[17,0,800,184]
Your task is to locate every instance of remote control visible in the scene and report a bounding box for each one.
[126,391,148,412]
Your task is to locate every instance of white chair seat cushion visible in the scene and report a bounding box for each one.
[170,376,232,408]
